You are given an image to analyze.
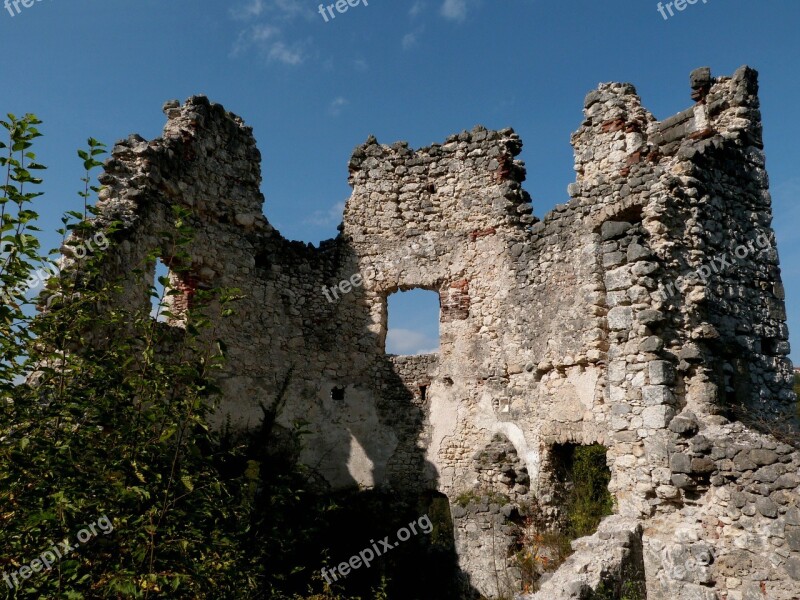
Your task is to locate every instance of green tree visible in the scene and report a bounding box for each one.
[0,114,258,599]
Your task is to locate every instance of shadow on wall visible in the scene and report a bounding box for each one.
[217,236,480,599]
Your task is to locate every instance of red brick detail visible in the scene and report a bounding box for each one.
[601,118,626,133]
[441,279,470,322]
[625,151,642,166]
[688,127,715,141]
[469,227,497,241]
[494,154,512,181]
[170,275,198,317]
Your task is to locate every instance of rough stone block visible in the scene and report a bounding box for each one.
[642,405,675,429]
[749,449,779,466]
[608,306,634,330]
[669,415,699,435]
[787,526,800,552]
[670,453,692,474]
[691,457,716,475]
[649,360,675,385]
[606,267,633,292]
[643,385,674,406]
[755,497,778,518]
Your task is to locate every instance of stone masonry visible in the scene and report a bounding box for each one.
[67,66,799,598]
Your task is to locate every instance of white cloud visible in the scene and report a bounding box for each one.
[229,0,312,66]
[270,0,308,20]
[386,328,440,355]
[230,0,264,21]
[402,31,419,50]
[441,0,469,22]
[305,201,346,227]
[231,0,308,22]
[328,97,349,117]
[267,40,305,65]
[409,1,426,17]
[230,24,306,65]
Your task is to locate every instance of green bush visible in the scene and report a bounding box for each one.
[564,444,614,539]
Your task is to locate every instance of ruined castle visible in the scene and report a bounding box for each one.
[79,66,799,599]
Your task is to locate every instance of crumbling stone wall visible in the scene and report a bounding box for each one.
[74,66,798,599]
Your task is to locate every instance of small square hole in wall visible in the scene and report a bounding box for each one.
[385,288,440,355]
[331,386,345,401]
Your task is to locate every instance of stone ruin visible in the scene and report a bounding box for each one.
[70,66,800,599]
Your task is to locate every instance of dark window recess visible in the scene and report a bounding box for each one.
[419,385,428,401]
[254,251,271,269]
[331,386,345,401]
[760,337,780,356]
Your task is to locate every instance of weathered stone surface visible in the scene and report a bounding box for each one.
[668,414,699,435]
[528,517,644,600]
[785,556,800,581]
[787,526,800,552]
[601,221,632,241]
[690,457,716,475]
[670,453,692,474]
[643,385,674,406]
[643,406,676,429]
[755,497,778,518]
[649,361,676,385]
[608,306,634,330]
[671,473,695,489]
[749,449,779,466]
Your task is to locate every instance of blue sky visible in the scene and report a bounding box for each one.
[1,0,798,361]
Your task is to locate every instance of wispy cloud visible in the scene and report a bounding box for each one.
[229,0,311,66]
[386,328,439,355]
[230,0,265,21]
[232,0,309,22]
[231,23,280,55]
[328,97,349,117]
[267,40,305,65]
[230,25,306,65]
[402,28,423,50]
[409,1,426,17]
[305,201,346,227]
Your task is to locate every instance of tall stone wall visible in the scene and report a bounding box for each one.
[70,66,798,599]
